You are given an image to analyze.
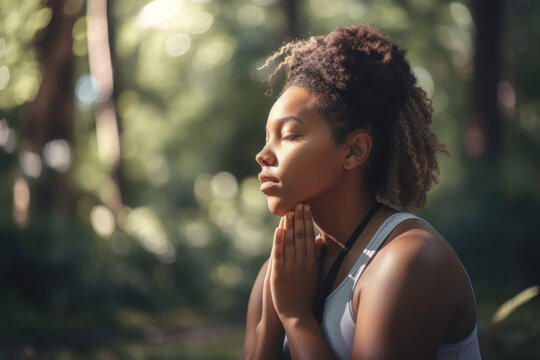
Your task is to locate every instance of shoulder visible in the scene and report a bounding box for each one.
[363,216,458,292]
[350,217,464,358]
[354,215,467,326]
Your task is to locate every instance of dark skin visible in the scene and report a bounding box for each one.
[241,86,477,360]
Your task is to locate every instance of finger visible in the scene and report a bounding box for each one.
[283,212,295,261]
[294,204,306,257]
[265,254,273,285]
[272,227,283,271]
[315,236,324,261]
[304,204,316,259]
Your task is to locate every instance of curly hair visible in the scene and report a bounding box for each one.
[260,24,449,210]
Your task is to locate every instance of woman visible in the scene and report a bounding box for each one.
[241,24,481,360]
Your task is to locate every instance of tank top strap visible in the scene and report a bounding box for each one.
[348,212,426,286]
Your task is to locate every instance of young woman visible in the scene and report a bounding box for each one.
[241,24,481,360]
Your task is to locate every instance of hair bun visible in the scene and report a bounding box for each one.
[320,24,416,123]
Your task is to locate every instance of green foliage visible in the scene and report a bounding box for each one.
[1,0,539,358]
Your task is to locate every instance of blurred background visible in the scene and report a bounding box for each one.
[0,0,539,358]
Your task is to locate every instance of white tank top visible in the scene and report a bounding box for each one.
[282,212,482,359]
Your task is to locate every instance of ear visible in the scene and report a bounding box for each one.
[343,132,372,170]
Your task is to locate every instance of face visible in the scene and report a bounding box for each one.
[256,86,348,215]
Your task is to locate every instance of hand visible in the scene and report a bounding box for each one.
[270,203,321,323]
[260,220,285,332]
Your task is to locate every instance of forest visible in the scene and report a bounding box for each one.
[0,0,539,358]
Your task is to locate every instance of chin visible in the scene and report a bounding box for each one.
[266,197,296,216]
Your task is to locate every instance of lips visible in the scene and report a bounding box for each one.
[258,172,279,194]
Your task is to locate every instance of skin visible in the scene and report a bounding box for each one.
[241,86,477,360]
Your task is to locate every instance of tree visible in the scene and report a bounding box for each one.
[468,0,502,157]
[20,0,77,223]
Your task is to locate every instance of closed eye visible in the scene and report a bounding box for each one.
[282,135,301,142]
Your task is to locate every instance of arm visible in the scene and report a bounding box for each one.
[271,204,335,360]
[351,227,454,360]
[241,230,285,360]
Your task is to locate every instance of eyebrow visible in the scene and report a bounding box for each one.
[277,116,304,125]
[265,116,305,137]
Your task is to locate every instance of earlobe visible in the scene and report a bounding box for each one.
[343,132,372,170]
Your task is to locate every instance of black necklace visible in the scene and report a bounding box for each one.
[313,202,383,323]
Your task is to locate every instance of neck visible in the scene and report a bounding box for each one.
[306,174,377,254]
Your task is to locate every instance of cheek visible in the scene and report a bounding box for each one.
[280,143,343,197]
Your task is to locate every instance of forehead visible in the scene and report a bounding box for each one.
[267,86,321,126]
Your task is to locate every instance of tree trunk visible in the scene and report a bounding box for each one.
[19,0,76,223]
[87,0,124,212]
[467,0,502,157]
[282,0,300,39]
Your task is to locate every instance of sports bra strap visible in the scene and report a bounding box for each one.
[349,212,426,286]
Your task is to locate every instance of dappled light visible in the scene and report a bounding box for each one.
[183,219,211,248]
[212,261,243,288]
[43,139,71,172]
[13,177,30,228]
[210,171,238,199]
[0,118,17,152]
[165,32,191,57]
[412,66,435,97]
[0,65,9,90]
[75,73,99,107]
[237,5,266,27]
[1,0,539,358]
[90,204,116,237]
[20,150,42,178]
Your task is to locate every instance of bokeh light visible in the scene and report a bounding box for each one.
[43,139,71,172]
[0,119,17,153]
[90,205,115,237]
[0,65,10,90]
[165,32,191,57]
[20,150,42,178]
[182,220,211,248]
[210,171,238,199]
[75,74,99,107]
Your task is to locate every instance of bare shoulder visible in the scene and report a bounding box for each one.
[354,217,476,346]
[361,217,463,295]
[379,218,454,269]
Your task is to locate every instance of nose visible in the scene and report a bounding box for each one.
[255,143,276,167]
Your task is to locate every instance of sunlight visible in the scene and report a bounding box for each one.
[413,66,435,97]
[20,150,42,178]
[0,65,10,90]
[13,177,30,228]
[212,261,243,288]
[183,220,211,248]
[449,2,473,28]
[211,171,238,199]
[136,0,185,29]
[90,205,116,238]
[237,5,266,28]
[43,139,71,172]
[165,32,191,57]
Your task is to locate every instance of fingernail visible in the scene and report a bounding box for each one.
[296,204,302,212]
[305,204,310,213]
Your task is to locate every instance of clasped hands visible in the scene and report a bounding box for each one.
[262,203,322,331]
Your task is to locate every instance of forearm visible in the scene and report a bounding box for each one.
[243,321,285,360]
[283,316,335,360]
